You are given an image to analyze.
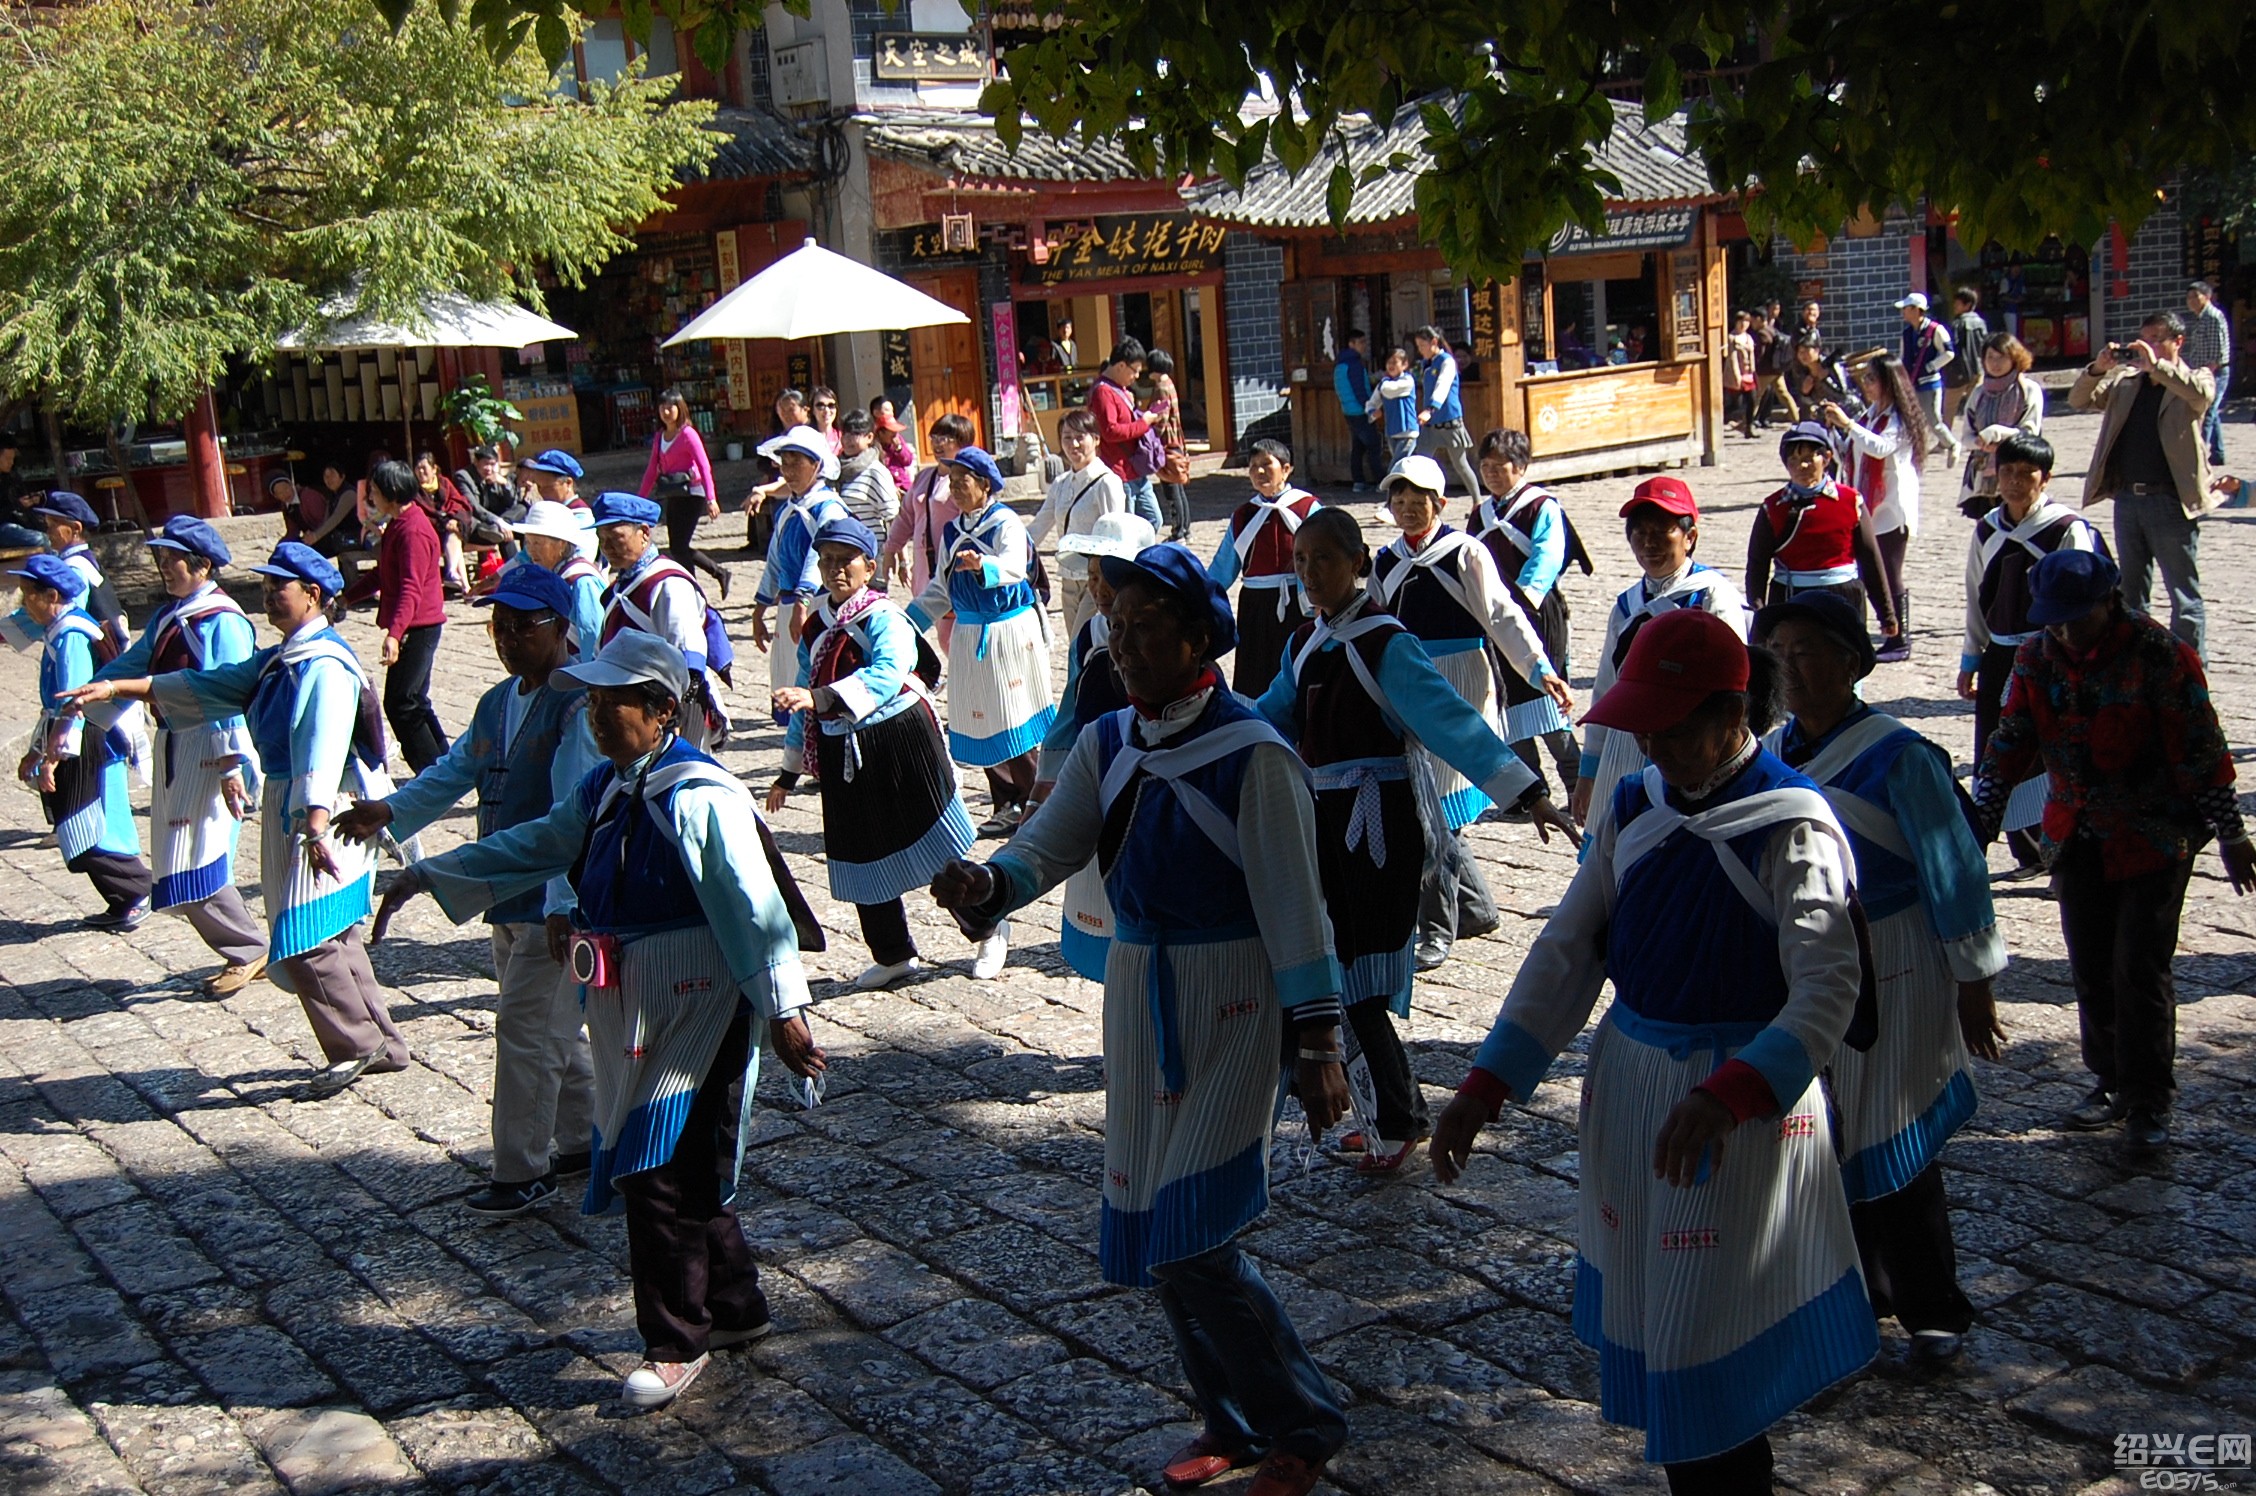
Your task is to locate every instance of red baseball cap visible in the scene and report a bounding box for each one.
[1618,474,1699,520]
[1583,609,1749,734]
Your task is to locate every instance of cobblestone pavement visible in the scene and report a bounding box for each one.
[4,400,2254,1496]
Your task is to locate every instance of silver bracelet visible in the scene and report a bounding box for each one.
[1297,1048,1341,1063]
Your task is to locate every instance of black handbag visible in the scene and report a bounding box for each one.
[653,471,695,502]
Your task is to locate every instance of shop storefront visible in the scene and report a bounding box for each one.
[861,112,1241,468]
[1205,105,1730,483]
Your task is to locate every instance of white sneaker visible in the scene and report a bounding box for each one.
[621,1353,708,1411]
[853,957,922,990]
[971,921,1010,980]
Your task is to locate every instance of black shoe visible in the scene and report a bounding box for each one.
[2123,1109,2171,1148]
[85,899,150,931]
[2063,1086,2124,1131]
[1456,914,1501,941]
[1414,939,1451,972]
[708,1318,773,1350]
[1908,1329,1964,1364]
[465,1173,559,1216]
[551,1150,592,1177]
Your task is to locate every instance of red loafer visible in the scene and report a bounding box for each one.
[1357,1137,1419,1174]
[1162,1433,1260,1489]
[1246,1451,1330,1496]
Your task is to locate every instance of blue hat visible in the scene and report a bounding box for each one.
[474,562,577,621]
[1753,591,1875,680]
[2026,549,2122,626]
[942,447,1006,496]
[810,514,881,558]
[1778,420,1836,456]
[147,515,232,567]
[8,552,88,599]
[590,491,662,528]
[518,449,584,479]
[32,491,99,529]
[248,540,345,596]
[1097,542,1237,661]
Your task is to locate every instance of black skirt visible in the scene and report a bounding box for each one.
[1765,578,1867,619]
[814,698,971,904]
[1312,779,1424,992]
[1230,583,1305,697]
[1501,588,1572,709]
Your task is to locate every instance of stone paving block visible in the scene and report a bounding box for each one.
[855,1370,1047,1473]
[266,1271,473,1415]
[919,1221,1105,1312]
[747,1134,909,1203]
[241,1405,423,1494]
[974,1172,1101,1249]
[1320,1323,1542,1429]
[748,1320,937,1410]
[174,1322,337,1410]
[86,1393,287,1496]
[1334,1402,1574,1494]
[2008,1237,2216,1312]
[0,1176,101,1296]
[1985,1280,2237,1386]
[12,1282,166,1381]
[0,1373,145,1494]
[964,1448,1140,1496]
[851,1182,998,1249]
[163,1182,325,1292]
[137,1284,265,1338]
[738,1197,864,1263]
[1443,1306,1597,1404]
[72,1196,226,1297]
[785,1236,960,1329]
[988,1356,1186,1455]
[383,1398,554,1488]
[759,1432,943,1496]
[884,1298,1070,1392]
[1462,1395,1666,1494]
[1304,1247,1502,1331]
[13,1128,145,1220]
[1028,1291,1178,1378]
[668,1353,850,1465]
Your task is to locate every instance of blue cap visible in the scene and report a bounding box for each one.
[32,491,99,529]
[811,514,882,558]
[942,447,1006,495]
[8,552,88,599]
[474,562,577,621]
[146,515,232,567]
[590,491,662,528]
[248,540,345,596]
[1097,542,1237,661]
[2026,549,2122,626]
[518,449,584,479]
[1778,420,1835,455]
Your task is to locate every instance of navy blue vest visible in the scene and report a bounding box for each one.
[1606,753,1811,1027]
[1372,532,1483,645]
[1092,692,1266,938]
[571,737,716,936]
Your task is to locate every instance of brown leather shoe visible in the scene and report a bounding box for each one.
[1245,1451,1330,1496]
[204,958,268,997]
[1162,1433,1259,1489]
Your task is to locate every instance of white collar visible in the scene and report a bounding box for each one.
[1134,687,1215,747]
[1675,734,1760,804]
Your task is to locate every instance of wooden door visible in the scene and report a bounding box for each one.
[906,270,986,449]
[1283,279,1349,481]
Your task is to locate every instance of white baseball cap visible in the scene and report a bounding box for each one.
[513,499,588,543]
[758,425,842,482]
[1057,510,1160,561]
[1894,292,1930,311]
[1384,454,1449,498]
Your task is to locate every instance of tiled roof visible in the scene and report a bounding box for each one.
[859,110,1155,185]
[1193,97,1722,229]
[693,107,816,182]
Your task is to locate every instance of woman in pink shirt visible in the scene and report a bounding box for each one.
[638,387,730,597]
[883,411,973,597]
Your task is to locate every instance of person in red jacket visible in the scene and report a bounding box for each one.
[364,459,451,772]
[1087,336,1164,529]
[1746,421,1900,646]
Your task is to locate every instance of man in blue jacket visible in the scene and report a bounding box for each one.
[1333,328,1378,492]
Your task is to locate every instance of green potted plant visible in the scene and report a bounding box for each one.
[439,374,524,451]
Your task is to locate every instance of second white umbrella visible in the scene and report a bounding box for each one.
[663,238,970,346]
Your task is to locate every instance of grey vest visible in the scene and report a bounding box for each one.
[472,677,590,925]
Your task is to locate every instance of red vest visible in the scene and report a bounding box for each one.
[1762,484,1867,572]
[1228,490,1320,581]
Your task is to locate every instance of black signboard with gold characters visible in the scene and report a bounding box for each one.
[877,225,982,269]
[1021,214,1229,286]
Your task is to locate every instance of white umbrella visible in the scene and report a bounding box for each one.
[279,289,577,352]
[663,237,969,346]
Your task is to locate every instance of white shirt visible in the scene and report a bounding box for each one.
[1027,461,1127,580]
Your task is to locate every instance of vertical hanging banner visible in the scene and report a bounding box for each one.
[715,230,753,410]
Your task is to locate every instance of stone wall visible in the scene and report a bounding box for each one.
[1768,212,1919,358]
[1222,236,1287,460]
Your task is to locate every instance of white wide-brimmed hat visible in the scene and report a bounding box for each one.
[1057,510,1160,562]
[758,425,842,482]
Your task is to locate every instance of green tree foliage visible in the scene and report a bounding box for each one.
[403,0,2251,283]
[0,0,717,426]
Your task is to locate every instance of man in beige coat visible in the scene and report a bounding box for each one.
[2071,310,2217,655]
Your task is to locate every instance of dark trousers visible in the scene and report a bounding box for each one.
[1416,828,1498,953]
[1511,729,1582,799]
[384,623,450,773]
[857,898,919,966]
[66,847,151,912]
[663,493,729,587]
[1666,1435,1773,1495]
[1344,996,1428,1143]
[1159,482,1193,539]
[1974,642,2045,868]
[983,751,1038,812]
[615,1008,767,1362]
[2054,837,2194,1112]
[1848,1161,1974,1334]
[1874,527,1909,632]
[1150,1242,1348,1465]
[1346,418,1382,487]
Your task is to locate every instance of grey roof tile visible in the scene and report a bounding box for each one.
[692,106,817,183]
[859,110,1153,184]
